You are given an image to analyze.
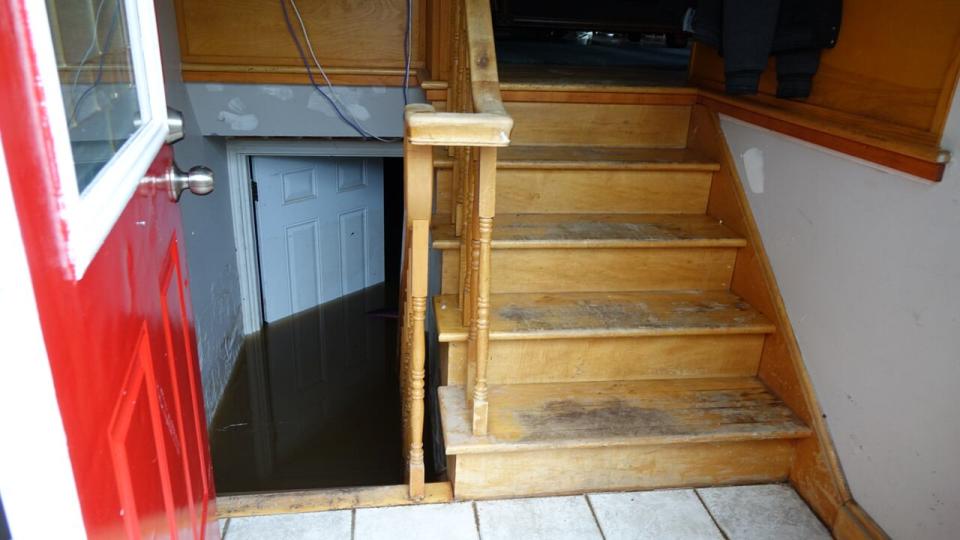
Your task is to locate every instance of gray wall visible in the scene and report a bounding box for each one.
[185,83,418,138]
[720,89,960,539]
[156,0,244,422]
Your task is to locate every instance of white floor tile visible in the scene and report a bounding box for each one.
[589,489,724,540]
[476,496,603,540]
[354,502,478,540]
[697,484,831,540]
[223,510,352,540]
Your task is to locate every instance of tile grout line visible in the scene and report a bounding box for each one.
[583,494,607,540]
[472,500,483,540]
[351,508,356,540]
[694,489,730,540]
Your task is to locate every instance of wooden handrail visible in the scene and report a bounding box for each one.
[400,0,511,500]
[404,0,512,146]
[405,108,512,146]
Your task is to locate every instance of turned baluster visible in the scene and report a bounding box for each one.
[471,147,496,435]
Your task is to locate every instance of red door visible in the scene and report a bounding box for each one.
[0,0,218,537]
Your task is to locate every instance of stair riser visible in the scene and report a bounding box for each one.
[449,439,795,499]
[439,247,737,294]
[435,168,713,215]
[504,102,691,147]
[442,334,764,386]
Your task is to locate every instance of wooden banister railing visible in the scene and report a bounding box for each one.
[399,0,512,499]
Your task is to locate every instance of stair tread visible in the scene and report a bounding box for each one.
[440,378,812,454]
[435,290,775,342]
[432,214,745,250]
[499,64,692,91]
[434,145,719,170]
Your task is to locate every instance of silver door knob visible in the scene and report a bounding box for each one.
[167,163,214,202]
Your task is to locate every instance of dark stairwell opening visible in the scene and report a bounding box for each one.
[208,155,433,494]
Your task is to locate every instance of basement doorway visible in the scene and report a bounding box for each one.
[209,141,407,494]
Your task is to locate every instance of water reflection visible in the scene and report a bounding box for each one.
[209,284,403,493]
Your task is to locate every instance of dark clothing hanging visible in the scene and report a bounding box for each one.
[692,0,842,98]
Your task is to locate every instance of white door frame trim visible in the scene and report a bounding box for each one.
[226,138,403,338]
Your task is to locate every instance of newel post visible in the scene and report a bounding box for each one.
[403,109,434,500]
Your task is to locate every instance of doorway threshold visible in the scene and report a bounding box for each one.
[217,482,453,518]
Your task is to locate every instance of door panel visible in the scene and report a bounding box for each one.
[160,244,211,539]
[107,327,171,539]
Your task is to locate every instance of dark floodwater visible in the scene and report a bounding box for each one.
[209,284,404,494]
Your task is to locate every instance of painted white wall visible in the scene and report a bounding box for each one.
[155,0,244,422]
[720,88,960,539]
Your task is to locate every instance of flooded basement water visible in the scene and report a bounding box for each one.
[209,283,403,494]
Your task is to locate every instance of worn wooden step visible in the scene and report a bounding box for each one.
[434,146,719,215]
[434,214,742,295]
[503,102,692,147]
[435,145,720,170]
[435,290,775,342]
[432,214,745,250]
[437,290,772,385]
[440,333,766,386]
[440,378,811,499]
[438,247,736,294]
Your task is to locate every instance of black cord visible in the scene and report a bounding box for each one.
[71,0,121,123]
[403,0,412,105]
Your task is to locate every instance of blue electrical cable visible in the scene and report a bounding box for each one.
[71,0,121,123]
[279,0,407,141]
[403,0,412,106]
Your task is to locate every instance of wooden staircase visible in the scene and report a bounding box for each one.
[429,95,814,499]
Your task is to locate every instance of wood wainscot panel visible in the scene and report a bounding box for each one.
[175,0,426,86]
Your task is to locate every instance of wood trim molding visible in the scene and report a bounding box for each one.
[697,91,949,182]
[216,482,454,518]
[501,89,696,106]
[689,104,850,523]
[689,106,890,539]
[181,64,422,87]
[833,501,891,540]
[421,80,950,182]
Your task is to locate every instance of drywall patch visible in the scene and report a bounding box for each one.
[742,147,766,194]
[307,90,337,117]
[227,97,246,113]
[185,82,422,137]
[347,103,371,121]
[307,87,372,120]
[218,111,259,131]
[218,97,258,130]
[260,85,294,101]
